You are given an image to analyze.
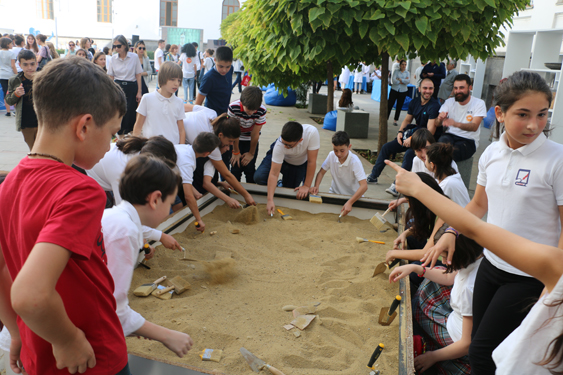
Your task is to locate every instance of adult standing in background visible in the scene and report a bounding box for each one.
[154,39,165,88]
[388,60,410,126]
[438,60,459,104]
[65,40,77,57]
[421,61,446,99]
[135,40,152,96]
[25,34,39,54]
[0,37,17,117]
[108,34,143,138]
[35,34,52,68]
[192,42,202,96]
[232,58,243,94]
[413,62,425,98]
[339,66,350,91]
[79,37,94,60]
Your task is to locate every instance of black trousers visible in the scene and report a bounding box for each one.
[230,140,259,183]
[387,89,408,121]
[438,133,476,162]
[115,80,138,135]
[313,81,323,94]
[469,257,543,375]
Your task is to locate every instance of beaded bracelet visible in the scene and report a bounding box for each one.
[417,266,426,278]
[444,227,459,238]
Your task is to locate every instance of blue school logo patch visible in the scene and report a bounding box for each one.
[515,169,531,186]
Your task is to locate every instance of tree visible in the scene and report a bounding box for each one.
[222,0,527,153]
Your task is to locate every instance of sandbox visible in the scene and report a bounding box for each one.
[126,185,413,375]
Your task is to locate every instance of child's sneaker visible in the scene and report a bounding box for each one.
[385,183,399,197]
[366,175,378,184]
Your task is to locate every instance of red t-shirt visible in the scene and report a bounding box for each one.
[0,158,128,375]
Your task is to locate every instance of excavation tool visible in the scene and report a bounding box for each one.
[367,343,384,372]
[277,209,293,220]
[169,276,191,294]
[133,276,166,297]
[370,207,394,231]
[379,295,401,326]
[240,347,286,375]
[356,237,385,245]
[337,214,342,223]
[309,194,323,204]
[372,259,401,277]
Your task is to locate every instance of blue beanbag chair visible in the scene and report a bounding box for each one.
[323,110,338,131]
[264,87,297,107]
[261,83,275,91]
[393,96,411,111]
[0,86,4,110]
[482,106,496,129]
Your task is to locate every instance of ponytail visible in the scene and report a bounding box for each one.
[117,135,177,168]
[211,113,241,139]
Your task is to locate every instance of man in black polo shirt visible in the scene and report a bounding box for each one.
[366,78,441,194]
[421,61,446,99]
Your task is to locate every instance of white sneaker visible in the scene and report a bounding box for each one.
[385,183,399,197]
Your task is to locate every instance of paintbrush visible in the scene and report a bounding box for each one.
[277,209,293,220]
[356,237,385,244]
[370,207,393,230]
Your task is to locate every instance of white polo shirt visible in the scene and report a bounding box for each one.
[102,201,146,336]
[412,156,458,177]
[107,51,143,81]
[183,105,222,161]
[320,151,366,196]
[137,91,185,145]
[439,173,470,207]
[272,124,320,166]
[447,258,481,343]
[87,144,163,242]
[154,48,163,71]
[493,273,563,374]
[440,96,487,148]
[477,132,563,276]
[175,144,215,184]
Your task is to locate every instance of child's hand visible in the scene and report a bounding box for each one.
[230,153,241,167]
[15,84,25,97]
[386,250,398,264]
[384,160,422,197]
[196,220,205,233]
[52,327,96,373]
[160,233,182,251]
[393,231,408,250]
[267,201,276,216]
[414,351,437,373]
[136,92,142,102]
[294,186,309,200]
[241,153,254,166]
[244,194,257,206]
[310,186,319,195]
[162,329,193,358]
[227,197,241,209]
[389,264,421,283]
[421,232,456,268]
[144,245,156,260]
[9,335,23,374]
[341,202,352,217]
[192,186,203,200]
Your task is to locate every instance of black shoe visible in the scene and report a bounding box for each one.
[5,112,10,117]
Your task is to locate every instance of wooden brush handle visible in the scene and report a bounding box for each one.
[265,364,286,375]
[153,276,167,284]
[382,207,392,217]
[156,285,175,295]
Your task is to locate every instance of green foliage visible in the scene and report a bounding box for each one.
[147,51,154,60]
[221,0,527,92]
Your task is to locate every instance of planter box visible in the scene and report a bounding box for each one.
[307,93,328,114]
[457,156,474,189]
[336,110,370,138]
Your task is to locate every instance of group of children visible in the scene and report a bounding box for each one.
[384,70,563,375]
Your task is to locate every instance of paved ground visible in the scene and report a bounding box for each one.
[0,78,493,201]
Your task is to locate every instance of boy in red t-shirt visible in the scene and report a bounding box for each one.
[0,57,129,375]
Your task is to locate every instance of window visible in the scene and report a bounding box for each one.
[222,0,240,21]
[36,0,53,19]
[97,0,112,23]
[160,0,178,27]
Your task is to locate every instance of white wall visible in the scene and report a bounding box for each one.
[0,0,241,48]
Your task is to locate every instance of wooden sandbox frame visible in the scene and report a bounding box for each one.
[128,184,415,375]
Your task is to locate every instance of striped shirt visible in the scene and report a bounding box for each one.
[227,99,267,141]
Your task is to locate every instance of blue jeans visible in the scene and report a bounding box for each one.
[369,138,412,179]
[183,77,195,102]
[254,141,307,188]
[232,72,242,93]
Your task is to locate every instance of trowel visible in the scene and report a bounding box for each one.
[240,347,286,375]
[372,259,401,277]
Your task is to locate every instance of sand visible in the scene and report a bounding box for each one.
[127,204,401,375]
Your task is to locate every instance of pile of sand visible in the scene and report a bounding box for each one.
[233,205,260,225]
[127,204,401,375]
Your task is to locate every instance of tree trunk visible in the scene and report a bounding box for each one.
[378,52,389,155]
[327,61,334,112]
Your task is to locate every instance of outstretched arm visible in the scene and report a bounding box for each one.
[386,160,563,292]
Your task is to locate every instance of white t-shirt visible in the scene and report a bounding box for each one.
[0,50,14,80]
[175,144,213,183]
[137,91,185,145]
[102,201,146,336]
[12,46,22,72]
[439,173,470,207]
[440,96,487,148]
[272,124,320,166]
[86,143,163,242]
[321,151,366,196]
[183,105,222,161]
[446,258,482,342]
[204,56,214,72]
[179,53,197,79]
[411,156,459,178]
[493,273,563,374]
[0,326,9,352]
[477,132,563,276]
[107,52,143,82]
[415,66,424,86]
[154,48,164,71]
